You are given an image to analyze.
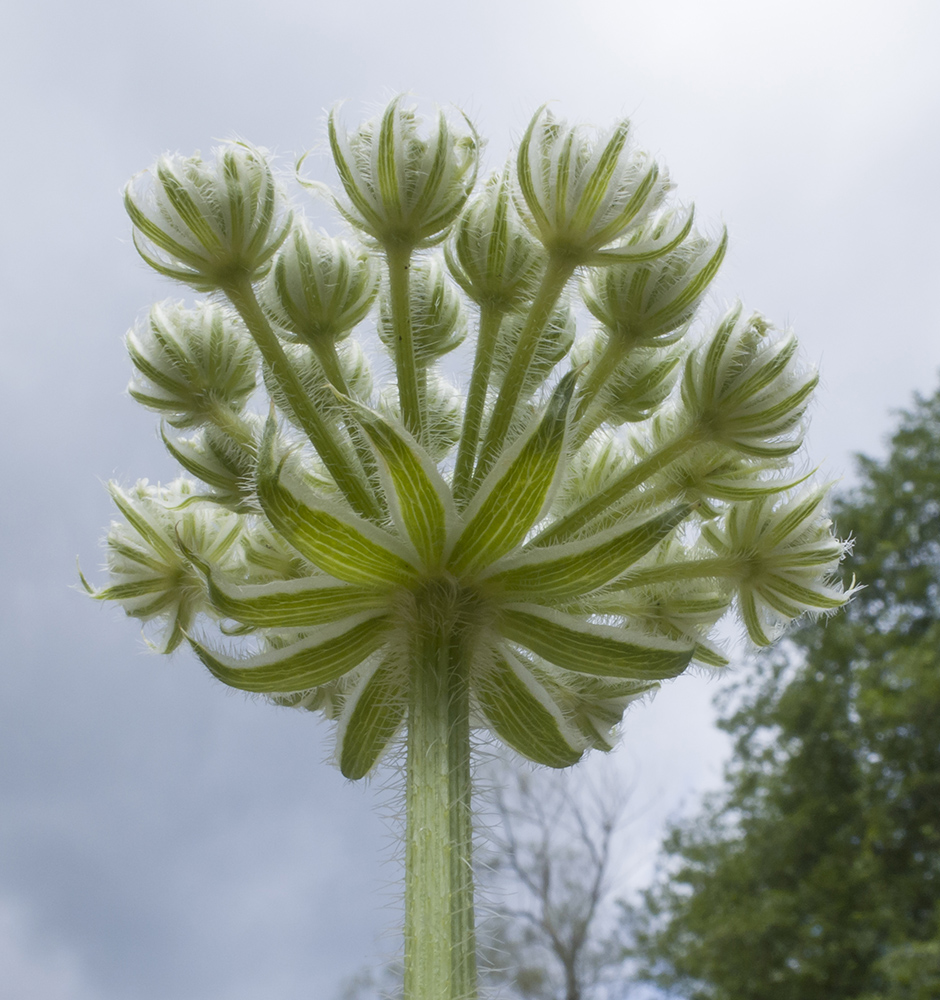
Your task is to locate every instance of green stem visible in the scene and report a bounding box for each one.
[570,334,629,449]
[531,429,699,546]
[612,555,741,589]
[453,305,504,507]
[386,244,425,444]
[206,403,258,453]
[223,277,380,521]
[472,257,574,486]
[404,605,477,1000]
[309,339,382,493]
[575,333,627,422]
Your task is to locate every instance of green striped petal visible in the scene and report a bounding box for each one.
[482,505,687,600]
[189,613,391,693]
[344,397,454,565]
[448,372,577,575]
[476,651,583,768]
[257,418,419,586]
[498,604,693,680]
[203,570,390,628]
[338,655,407,779]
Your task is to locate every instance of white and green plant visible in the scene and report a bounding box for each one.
[86,97,851,1000]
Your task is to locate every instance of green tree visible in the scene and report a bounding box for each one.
[626,384,940,999]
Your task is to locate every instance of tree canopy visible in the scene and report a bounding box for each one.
[626,382,940,999]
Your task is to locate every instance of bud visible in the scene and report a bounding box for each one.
[593,540,732,666]
[86,480,243,652]
[161,419,261,512]
[124,143,291,291]
[701,487,854,645]
[127,301,257,429]
[240,518,317,583]
[515,107,675,264]
[573,333,681,425]
[551,434,629,519]
[378,375,462,460]
[328,96,479,248]
[444,168,546,309]
[581,224,727,348]
[377,257,465,366]
[681,305,818,458]
[490,301,575,398]
[530,662,656,753]
[263,222,379,346]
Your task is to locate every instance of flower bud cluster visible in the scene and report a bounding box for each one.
[125,144,291,291]
[681,305,818,458]
[515,108,672,263]
[581,224,727,349]
[445,169,546,310]
[92,95,852,782]
[573,331,682,425]
[87,480,242,652]
[263,222,379,346]
[700,487,854,645]
[328,97,479,248]
[127,301,257,429]
[162,419,260,512]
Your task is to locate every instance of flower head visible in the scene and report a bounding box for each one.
[681,304,818,458]
[94,101,850,779]
[515,107,683,265]
[127,301,257,428]
[328,96,479,249]
[262,222,380,346]
[701,487,854,645]
[445,168,547,310]
[125,144,291,291]
[85,480,242,652]
[581,223,728,349]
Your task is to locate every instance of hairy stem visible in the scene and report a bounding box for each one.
[453,305,504,507]
[472,257,574,486]
[404,608,477,1000]
[308,338,381,492]
[611,555,742,589]
[223,277,380,521]
[575,334,628,421]
[531,429,699,546]
[205,403,259,453]
[386,244,425,445]
[571,334,629,448]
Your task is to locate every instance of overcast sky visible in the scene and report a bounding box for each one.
[2,1,939,997]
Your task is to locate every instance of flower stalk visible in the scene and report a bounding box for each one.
[404,595,476,1000]
[88,97,852,999]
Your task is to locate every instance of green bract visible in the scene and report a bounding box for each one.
[89,96,851,1000]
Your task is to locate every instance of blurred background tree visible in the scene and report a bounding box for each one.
[476,762,632,1000]
[622,381,940,999]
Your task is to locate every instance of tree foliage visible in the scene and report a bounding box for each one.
[626,383,940,999]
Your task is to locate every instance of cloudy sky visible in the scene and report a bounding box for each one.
[2,1,938,997]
